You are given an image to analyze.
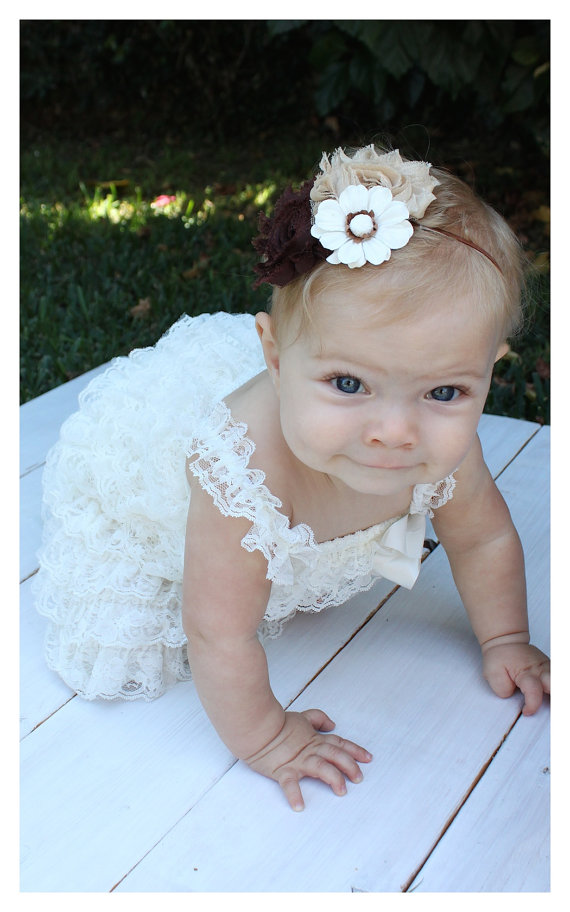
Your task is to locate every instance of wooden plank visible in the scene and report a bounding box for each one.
[406,704,550,892]
[20,577,75,739]
[477,412,540,478]
[20,469,44,582]
[116,429,549,893]
[20,362,109,477]
[402,426,550,892]
[20,580,394,891]
[20,682,236,893]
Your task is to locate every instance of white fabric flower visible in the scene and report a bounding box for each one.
[310,183,413,268]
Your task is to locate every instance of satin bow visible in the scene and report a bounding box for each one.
[370,511,427,589]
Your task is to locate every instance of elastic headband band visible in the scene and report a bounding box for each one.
[410,221,503,275]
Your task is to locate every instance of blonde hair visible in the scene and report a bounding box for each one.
[269,164,525,344]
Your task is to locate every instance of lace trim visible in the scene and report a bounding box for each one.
[410,473,456,518]
[187,401,317,585]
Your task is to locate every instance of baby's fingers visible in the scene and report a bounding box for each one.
[319,739,372,786]
[277,738,372,812]
[484,664,516,700]
[280,754,351,807]
[516,670,549,716]
[279,773,306,813]
[277,757,347,812]
[302,708,336,733]
[327,734,373,767]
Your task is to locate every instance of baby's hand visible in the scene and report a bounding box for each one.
[244,709,372,811]
[481,636,550,715]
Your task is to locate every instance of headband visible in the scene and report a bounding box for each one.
[253,145,502,287]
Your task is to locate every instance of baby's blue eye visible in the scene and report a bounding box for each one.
[429,386,460,402]
[333,376,363,395]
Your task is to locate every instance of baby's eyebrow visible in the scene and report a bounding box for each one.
[313,350,490,382]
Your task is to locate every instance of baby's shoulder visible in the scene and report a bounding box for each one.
[224,369,281,455]
[223,371,296,516]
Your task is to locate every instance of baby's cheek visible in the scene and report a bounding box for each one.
[283,404,327,442]
[433,425,474,470]
[279,410,318,457]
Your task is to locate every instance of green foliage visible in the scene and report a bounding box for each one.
[21,20,549,148]
[486,269,550,425]
[267,20,548,144]
[20,20,314,141]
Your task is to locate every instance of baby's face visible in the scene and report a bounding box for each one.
[269,289,506,497]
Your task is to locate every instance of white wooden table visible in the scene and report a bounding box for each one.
[20,365,550,893]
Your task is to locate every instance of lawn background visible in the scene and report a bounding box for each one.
[20,19,550,423]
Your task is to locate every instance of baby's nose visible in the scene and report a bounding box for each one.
[364,407,417,448]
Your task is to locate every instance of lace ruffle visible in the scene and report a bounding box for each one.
[34,313,265,700]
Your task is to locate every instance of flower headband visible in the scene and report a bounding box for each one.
[253,145,501,287]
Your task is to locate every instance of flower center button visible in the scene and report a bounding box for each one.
[348,213,375,239]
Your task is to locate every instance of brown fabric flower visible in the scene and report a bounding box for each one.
[252,179,328,288]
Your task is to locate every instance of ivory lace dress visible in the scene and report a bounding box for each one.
[33,312,456,701]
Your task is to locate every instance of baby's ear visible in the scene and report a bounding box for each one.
[494,341,510,363]
[255,312,281,385]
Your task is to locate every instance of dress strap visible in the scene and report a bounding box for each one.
[409,473,456,518]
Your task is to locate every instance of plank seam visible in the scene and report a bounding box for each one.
[21,693,78,741]
[109,758,239,892]
[400,710,523,892]
[20,567,39,585]
[284,583,401,706]
[21,461,45,480]
[490,425,543,482]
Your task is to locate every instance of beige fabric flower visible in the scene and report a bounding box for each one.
[310,145,439,219]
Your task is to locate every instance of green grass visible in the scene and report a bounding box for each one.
[20,136,550,423]
[20,143,281,401]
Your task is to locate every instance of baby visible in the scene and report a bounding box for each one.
[35,145,550,812]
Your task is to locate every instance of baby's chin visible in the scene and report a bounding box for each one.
[327,465,421,497]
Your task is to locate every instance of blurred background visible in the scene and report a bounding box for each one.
[20,19,550,422]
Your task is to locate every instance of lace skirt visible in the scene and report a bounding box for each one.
[33,312,265,701]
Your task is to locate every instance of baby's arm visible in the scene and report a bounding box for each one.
[182,477,371,810]
[432,436,550,715]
